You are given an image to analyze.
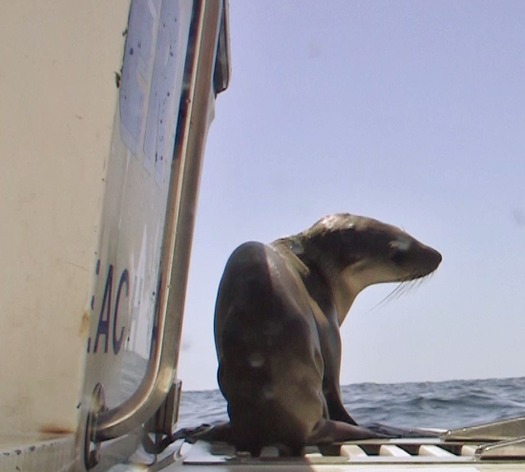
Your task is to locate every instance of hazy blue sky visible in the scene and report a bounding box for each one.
[178,1,525,391]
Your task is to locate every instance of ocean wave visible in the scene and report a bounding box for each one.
[119,339,525,432]
[178,377,525,430]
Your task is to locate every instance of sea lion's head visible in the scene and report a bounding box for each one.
[292,213,442,322]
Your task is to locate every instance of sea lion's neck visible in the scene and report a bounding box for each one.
[330,266,365,324]
[271,239,333,322]
[273,237,356,326]
[304,259,361,326]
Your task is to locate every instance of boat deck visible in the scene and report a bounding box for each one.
[139,435,525,472]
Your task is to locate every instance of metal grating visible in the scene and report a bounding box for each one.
[175,417,525,468]
[181,438,499,465]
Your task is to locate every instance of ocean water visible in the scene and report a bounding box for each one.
[120,353,525,432]
[177,377,525,431]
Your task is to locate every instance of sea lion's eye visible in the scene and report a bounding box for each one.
[389,239,410,264]
[390,250,406,265]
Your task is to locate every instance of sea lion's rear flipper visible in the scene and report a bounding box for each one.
[309,419,387,444]
[364,422,440,438]
[173,422,234,444]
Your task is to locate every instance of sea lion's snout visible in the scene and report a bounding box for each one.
[400,240,442,280]
[386,235,441,282]
[425,246,442,271]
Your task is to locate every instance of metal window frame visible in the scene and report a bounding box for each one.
[93,0,229,443]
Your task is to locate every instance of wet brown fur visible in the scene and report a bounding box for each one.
[213,214,442,454]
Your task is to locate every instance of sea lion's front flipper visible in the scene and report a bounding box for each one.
[324,389,358,425]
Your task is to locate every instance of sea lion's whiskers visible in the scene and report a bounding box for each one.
[370,274,430,310]
[370,283,407,309]
[403,273,434,297]
[391,281,415,300]
[405,279,423,296]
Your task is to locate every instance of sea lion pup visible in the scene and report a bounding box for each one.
[213,213,441,455]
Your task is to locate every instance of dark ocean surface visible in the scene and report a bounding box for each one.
[120,354,525,432]
[177,377,525,431]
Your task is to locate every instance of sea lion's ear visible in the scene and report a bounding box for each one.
[289,237,305,256]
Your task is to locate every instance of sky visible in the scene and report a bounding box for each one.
[178,1,525,391]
